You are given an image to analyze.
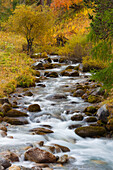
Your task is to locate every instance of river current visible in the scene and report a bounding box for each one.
[0,55,113,170]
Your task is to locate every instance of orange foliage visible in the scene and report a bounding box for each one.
[51,0,83,10]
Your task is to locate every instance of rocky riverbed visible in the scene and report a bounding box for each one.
[0,55,113,170]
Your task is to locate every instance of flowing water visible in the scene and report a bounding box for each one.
[0,55,113,170]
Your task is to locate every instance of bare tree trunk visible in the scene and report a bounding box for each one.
[40,0,44,5]
[47,0,50,6]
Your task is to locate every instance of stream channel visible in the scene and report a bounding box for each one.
[0,55,113,170]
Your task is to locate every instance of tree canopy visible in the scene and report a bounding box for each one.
[5,5,53,54]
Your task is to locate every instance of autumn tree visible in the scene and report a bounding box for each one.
[51,0,83,11]
[5,5,53,55]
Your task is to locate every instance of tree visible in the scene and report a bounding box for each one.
[5,5,53,55]
[51,0,83,11]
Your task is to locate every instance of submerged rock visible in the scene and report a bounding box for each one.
[24,147,57,163]
[75,126,106,138]
[30,127,54,135]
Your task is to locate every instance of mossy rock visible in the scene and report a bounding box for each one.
[2,103,12,113]
[60,70,70,76]
[23,91,33,96]
[69,71,79,77]
[85,116,97,123]
[43,63,53,69]
[85,112,93,116]
[33,71,40,77]
[28,104,41,112]
[84,106,98,114]
[52,63,61,68]
[106,118,113,131]
[46,72,58,78]
[73,89,85,97]
[71,114,83,121]
[3,117,29,125]
[5,109,28,117]
[75,126,106,138]
[88,95,101,103]
[40,52,48,58]
[44,57,52,63]
[65,66,75,70]
[59,57,66,63]
[74,65,79,70]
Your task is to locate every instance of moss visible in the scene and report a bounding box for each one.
[88,95,101,103]
[75,126,106,138]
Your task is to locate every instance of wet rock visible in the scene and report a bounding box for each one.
[43,63,53,69]
[23,91,33,96]
[52,144,70,152]
[4,109,28,117]
[53,58,58,62]
[84,106,98,114]
[46,94,67,100]
[106,118,113,131]
[57,154,68,164]
[85,116,97,123]
[75,126,106,138]
[0,130,7,137]
[0,158,11,169]
[30,127,54,135]
[68,124,82,129]
[60,70,70,76]
[9,165,21,170]
[28,104,41,112]
[34,70,40,77]
[65,66,75,70]
[52,63,61,68]
[97,104,109,123]
[70,71,79,77]
[3,117,29,125]
[37,84,46,87]
[46,72,58,78]
[2,103,12,113]
[44,57,52,63]
[0,116,3,123]
[0,98,10,105]
[24,147,57,163]
[0,151,19,162]
[73,89,85,97]
[32,62,44,70]
[0,125,7,132]
[32,163,49,169]
[59,57,66,63]
[37,141,44,147]
[71,114,83,121]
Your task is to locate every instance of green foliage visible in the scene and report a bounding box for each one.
[92,62,113,90]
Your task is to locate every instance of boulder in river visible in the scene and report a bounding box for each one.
[24,147,57,163]
[97,104,109,123]
[73,89,85,97]
[2,103,12,113]
[71,114,83,121]
[85,116,97,123]
[52,144,70,152]
[60,70,70,76]
[69,71,79,77]
[0,158,11,169]
[3,117,29,125]
[28,104,41,112]
[75,126,106,138]
[4,109,28,117]
[0,151,19,162]
[46,72,58,78]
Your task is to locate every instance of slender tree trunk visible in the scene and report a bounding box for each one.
[40,0,44,5]
[47,0,50,6]
[27,38,33,56]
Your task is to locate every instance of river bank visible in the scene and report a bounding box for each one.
[0,55,113,170]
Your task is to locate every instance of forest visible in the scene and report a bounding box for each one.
[0,0,113,169]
